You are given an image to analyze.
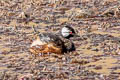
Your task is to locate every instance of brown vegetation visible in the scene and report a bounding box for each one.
[0,0,120,80]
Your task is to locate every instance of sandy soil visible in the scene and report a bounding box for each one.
[0,0,120,80]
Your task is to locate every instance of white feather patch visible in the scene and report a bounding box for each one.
[61,27,70,37]
[30,39,46,47]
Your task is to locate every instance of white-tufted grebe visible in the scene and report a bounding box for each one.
[29,25,79,55]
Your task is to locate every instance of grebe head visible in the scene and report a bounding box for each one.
[61,25,78,38]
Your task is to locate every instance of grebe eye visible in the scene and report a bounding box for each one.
[69,32,72,34]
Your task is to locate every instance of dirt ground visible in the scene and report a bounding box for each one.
[0,0,120,80]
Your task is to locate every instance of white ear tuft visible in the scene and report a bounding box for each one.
[61,27,70,37]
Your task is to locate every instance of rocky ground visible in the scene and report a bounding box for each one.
[0,0,120,80]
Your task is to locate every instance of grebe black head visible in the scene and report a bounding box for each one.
[61,25,78,38]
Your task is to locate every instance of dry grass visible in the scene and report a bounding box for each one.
[0,0,120,80]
